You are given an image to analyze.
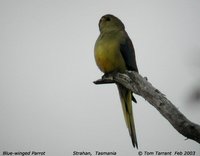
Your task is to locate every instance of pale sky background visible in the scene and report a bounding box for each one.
[0,0,200,155]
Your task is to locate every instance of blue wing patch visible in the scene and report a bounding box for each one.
[120,34,138,72]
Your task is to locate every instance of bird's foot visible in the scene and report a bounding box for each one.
[102,73,114,81]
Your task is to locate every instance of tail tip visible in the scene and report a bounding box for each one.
[131,137,138,149]
[132,142,138,149]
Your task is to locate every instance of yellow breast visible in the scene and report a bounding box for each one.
[94,36,126,73]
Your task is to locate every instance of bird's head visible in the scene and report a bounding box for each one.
[98,14,125,33]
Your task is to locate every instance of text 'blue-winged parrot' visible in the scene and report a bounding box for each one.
[94,14,139,149]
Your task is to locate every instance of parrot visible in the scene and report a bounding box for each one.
[94,14,139,148]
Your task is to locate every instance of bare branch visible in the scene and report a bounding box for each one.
[94,71,200,144]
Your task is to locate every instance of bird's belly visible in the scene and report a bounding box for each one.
[95,44,126,73]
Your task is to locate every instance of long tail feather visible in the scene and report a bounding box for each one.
[117,84,138,148]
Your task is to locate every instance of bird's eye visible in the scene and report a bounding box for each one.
[105,17,111,21]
